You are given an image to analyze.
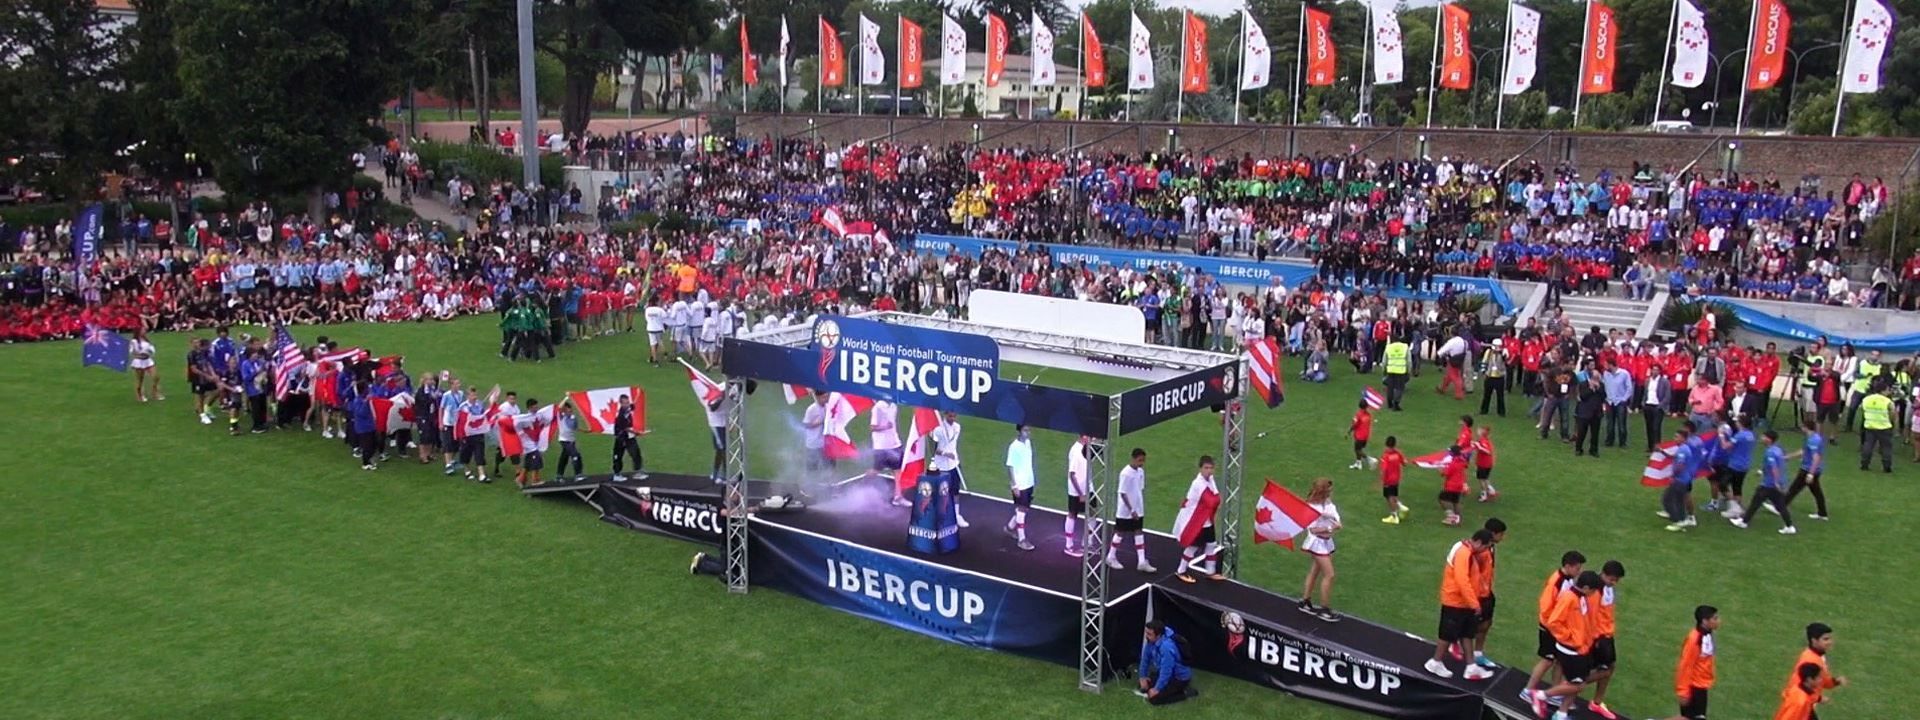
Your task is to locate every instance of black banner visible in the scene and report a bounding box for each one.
[597,484,726,546]
[1150,585,1487,720]
[1116,361,1240,436]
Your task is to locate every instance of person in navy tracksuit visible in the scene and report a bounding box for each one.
[348,381,379,470]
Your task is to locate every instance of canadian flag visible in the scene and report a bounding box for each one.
[498,404,558,456]
[823,392,874,461]
[567,386,645,434]
[371,392,415,435]
[1253,479,1321,548]
[454,405,495,441]
[682,359,724,406]
[894,407,939,492]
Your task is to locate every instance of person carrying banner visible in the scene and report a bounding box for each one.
[1108,448,1154,572]
[1427,528,1496,681]
[1135,620,1194,705]
[1172,455,1224,583]
[1004,424,1036,551]
[490,391,522,477]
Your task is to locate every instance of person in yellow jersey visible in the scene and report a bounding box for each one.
[1382,335,1412,411]
[1857,380,1895,473]
[1845,349,1884,434]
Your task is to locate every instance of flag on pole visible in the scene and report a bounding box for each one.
[1503,3,1540,94]
[740,20,758,86]
[1253,479,1322,548]
[1082,13,1106,87]
[1370,0,1405,84]
[1671,0,1710,88]
[1181,11,1209,92]
[1240,9,1271,90]
[1439,4,1473,90]
[1841,0,1894,93]
[779,16,791,88]
[900,17,925,89]
[1032,12,1056,87]
[271,323,308,400]
[894,407,939,493]
[1129,12,1155,90]
[941,14,967,84]
[498,404,558,457]
[317,346,367,367]
[820,206,848,236]
[80,325,130,372]
[1306,7,1337,86]
[1248,337,1284,408]
[1641,441,1680,486]
[1361,386,1386,410]
[1746,0,1791,90]
[820,18,845,87]
[1581,2,1618,94]
[858,14,884,85]
[567,386,646,434]
[823,392,875,461]
[986,13,1009,87]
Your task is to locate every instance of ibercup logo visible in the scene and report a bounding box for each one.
[635,488,653,515]
[1222,611,1247,655]
[813,319,841,380]
[916,480,933,512]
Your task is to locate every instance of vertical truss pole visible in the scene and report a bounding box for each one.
[1218,366,1247,578]
[723,379,751,594]
[1078,395,1123,692]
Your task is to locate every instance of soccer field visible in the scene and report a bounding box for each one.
[3,316,1910,720]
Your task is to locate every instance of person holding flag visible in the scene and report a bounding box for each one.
[1348,400,1377,470]
[1172,455,1224,584]
[611,392,646,481]
[1297,478,1343,622]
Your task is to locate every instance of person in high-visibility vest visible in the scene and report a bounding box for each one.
[1846,350,1885,433]
[1858,381,1896,473]
[1383,338,1411,411]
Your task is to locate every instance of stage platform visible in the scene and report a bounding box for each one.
[523,472,773,546]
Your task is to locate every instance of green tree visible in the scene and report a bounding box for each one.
[0,0,130,199]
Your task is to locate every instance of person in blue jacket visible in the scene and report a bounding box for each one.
[348,380,379,471]
[1136,620,1194,705]
[240,348,271,434]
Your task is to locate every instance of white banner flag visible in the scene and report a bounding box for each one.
[1240,9,1272,90]
[1129,12,1155,90]
[1370,0,1404,85]
[778,16,791,88]
[859,14,884,85]
[1842,0,1894,93]
[1502,3,1540,95]
[941,14,967,84]
[1670,0,1710,88]
[1032,12,1056,86]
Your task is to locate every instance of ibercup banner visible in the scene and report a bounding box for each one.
[1151,585,1488,719]
[73,203,103,264]
[598,483,725,546]
[749,516,1080,664]
[722,315,1111,437]
[1117,361,1241,435]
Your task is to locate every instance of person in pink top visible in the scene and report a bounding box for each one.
[1687,376,1724,431]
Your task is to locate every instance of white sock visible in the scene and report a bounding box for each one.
[1016,519,1026,542]
[1135,534,1149,563]
[1064,516,1077,546]
[1177,549,1197,573]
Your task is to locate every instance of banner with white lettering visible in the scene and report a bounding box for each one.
[1117,361,1241,435]
[597,483,725,545]
[1150,585,1487,719]
[749,516,1081,663]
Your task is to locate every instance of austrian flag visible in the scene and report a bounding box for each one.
[1253,479,1321,548]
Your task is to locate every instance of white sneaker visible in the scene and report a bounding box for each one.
[322,429,334,439]
[1348,461,1364,470]
[1762,502,1781,516]
[1106,557,1125,570]
[956,516,970,528]
[199,414,212,425]
[1682,517,1698,527]
[1728,518,1748,529]
[1463,665,1493,681]
[1424,659,1454,678]
[1810,513,1829,521]
[1779,525,1798,535]
[1137,562,1158,573]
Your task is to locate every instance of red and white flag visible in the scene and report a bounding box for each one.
[454,405,493,440]
[498,404,558,456]
[1249,337,1284,408]
[1253,479,1322,549]
[371,392,415,435]
[567,386,645,435]
[682,359,724,406]
[823,392,874,461]
[781,383,813,405]
[1642,440,1680,486]
[1413,450,1452,470]
[894,407,939,492]
[1171,475,1222,547]
[1362,386,1385,411]
[820,206,848,237]
[318,346,367,366]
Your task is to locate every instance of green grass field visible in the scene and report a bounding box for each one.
[3,317,1912,719]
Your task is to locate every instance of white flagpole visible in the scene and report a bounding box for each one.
[1077,15,1086,120]
[1361,5,1372,120]
[1655,0,1677,125]
[817,16,824,114]
[1735,0,1758,133]
[1831,0,1856,136]
[895,15,903,119]
[1178,10,1189,123]
[1426,2,1442,128]
[1573,0,1591,127]
[1292,2,1305,126]
[1496,0,1512,128]
[1235,10,1245,125]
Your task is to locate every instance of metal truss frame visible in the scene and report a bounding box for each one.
[722,378,751,594]
[1077,394,1122,691]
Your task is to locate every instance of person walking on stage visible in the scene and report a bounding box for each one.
[611,393,646,480]
[1003,424,1036,551]
[556,399,584,482]
[1297,478,1343,622]
[1108,448,1155,572]
[866,399,901,487]
[929,410,969,528]
[1427,528,1496,680]
[1136,620,1194,705]
[1172,455,1224,583]
[1065,434,1093,557]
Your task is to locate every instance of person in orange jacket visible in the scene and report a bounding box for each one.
[1775,662,1826,720]
[1524,571,1605,720]
[1654,605,1720,720]
[1424,528,1497,681]
[1785,622,1847,711]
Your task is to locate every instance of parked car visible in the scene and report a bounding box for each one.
[1647,120,1700,133]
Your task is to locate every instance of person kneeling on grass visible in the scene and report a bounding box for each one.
[1136,620,1195,705]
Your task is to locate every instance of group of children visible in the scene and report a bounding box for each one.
[1349,406,1499,526]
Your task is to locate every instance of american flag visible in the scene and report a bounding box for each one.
[271,323,308,400]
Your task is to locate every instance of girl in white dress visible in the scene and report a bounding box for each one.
[130,327,162,402]
[1298,477,1343,623]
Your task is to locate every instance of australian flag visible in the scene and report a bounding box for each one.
[81,325,131,372]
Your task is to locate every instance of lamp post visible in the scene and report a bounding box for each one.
[1784,42,1840,120]
[1469,46,1501,127]
[1707,48,1748,130]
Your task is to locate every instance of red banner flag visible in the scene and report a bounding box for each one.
[1439,4,1472,90]
[820,18,845,87]
[900,17,925,88]
[1081,13,1107,88]
[1580,2,1617,94]
[1181,11,1209,92]
[986,13,1008,86]
[1746,0,1791,90]
[740,21,758,86]
[1305,7,1337,86]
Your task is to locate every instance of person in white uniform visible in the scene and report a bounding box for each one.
[1064,435,1093,557]
[643,302,666,365]
[130,328,162,402]
[928,410,969,528]
[868,400,902,489]
[1004,424,1036,551]
[1107,448,1156,572]
[1298,478,1344,623]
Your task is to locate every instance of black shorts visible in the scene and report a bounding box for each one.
[1440,490,1463,504]
[1475,467,1492,480]
[710,426,727,452]
[1382,484,1400,498]
[871,447,902,470]
[1189,525,1216,549]
[418,424,439,447]
[1067,495,1088,515]
[1556,651,1592,684]
[1723,469,1748,494]
[1591,636,1617,671]
[1115,516,1144,532]
[1438,606,1478,642]
[1477,595,1496,624]
[191,380,217,395]
[1011,487,1034,507]
[1353,439,1369,454]
[1536,626,1557,659]
[522,451,544,471]
[1678,687,1710,719]
[1817,403,1840,422]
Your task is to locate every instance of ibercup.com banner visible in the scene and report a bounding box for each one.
[1117,361,1241,435]
[721,315,1111,437]
[1150,585,1488,719]
[749,517,1080,664]
[597,484,724,546]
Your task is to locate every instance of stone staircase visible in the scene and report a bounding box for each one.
[1553,293,1661,335]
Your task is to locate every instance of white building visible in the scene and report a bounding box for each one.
[924,53,1089,119]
